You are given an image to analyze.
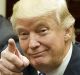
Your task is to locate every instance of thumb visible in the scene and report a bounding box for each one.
[20,55,30,67]
[8,38,20,57]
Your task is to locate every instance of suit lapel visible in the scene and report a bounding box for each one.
[64,42,80,75]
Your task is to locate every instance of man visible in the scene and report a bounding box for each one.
[0,0,80,75]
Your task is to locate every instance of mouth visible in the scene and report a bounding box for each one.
[29,50,47,58]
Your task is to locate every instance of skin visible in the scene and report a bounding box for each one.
[15,14,71,73]
[0,13,73,74]
[0,39,29,75]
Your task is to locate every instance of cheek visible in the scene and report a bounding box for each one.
[50,36,65,60]
[41,33,65,48]
[42,33,65,56]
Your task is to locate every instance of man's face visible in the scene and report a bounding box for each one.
[15,14,67,72]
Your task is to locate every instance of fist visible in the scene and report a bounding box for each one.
[0,38,29,75]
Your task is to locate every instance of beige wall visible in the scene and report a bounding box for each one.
[0,0,6,17]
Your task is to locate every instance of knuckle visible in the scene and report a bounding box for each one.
[1,50,6,57]
[10,64,16,70]
[8,54,16,62]
[17,62,24,70]
[10,64,20,72]
[4,72,12,75]
[10,54,16,60]
[0,58,4,65]
[8,55,24,69]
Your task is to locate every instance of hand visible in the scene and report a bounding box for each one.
[0,38,29,75]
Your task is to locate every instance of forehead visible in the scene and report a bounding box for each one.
[15,12,59,27]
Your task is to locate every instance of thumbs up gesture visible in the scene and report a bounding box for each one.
[0,38,29,75]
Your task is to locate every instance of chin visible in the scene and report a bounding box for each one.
[31,56,45,65]
[30,57,51,71]
[30,56,63,73]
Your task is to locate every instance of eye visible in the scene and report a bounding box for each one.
[37,27,49,35]
[39,28,48,33]
[18,32,29,40]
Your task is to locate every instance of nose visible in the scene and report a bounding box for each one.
[29,34,40,50]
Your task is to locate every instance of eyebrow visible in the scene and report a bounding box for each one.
[36,23,49,28]
[16,26,28,33]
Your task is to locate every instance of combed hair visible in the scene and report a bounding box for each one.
[11,0,75,43]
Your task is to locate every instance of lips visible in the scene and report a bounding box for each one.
[29,50,47,58]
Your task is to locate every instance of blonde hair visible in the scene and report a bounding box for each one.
[11,0,75,43]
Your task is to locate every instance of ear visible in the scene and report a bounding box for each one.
[64,26,74,42]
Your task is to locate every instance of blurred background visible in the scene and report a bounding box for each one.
[0,0,80,42]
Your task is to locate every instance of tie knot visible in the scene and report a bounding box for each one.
[39,72,46,75]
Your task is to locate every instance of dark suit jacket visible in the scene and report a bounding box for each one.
[64,42,80,75]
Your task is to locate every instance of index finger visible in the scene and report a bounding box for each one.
[8,38,17,53]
